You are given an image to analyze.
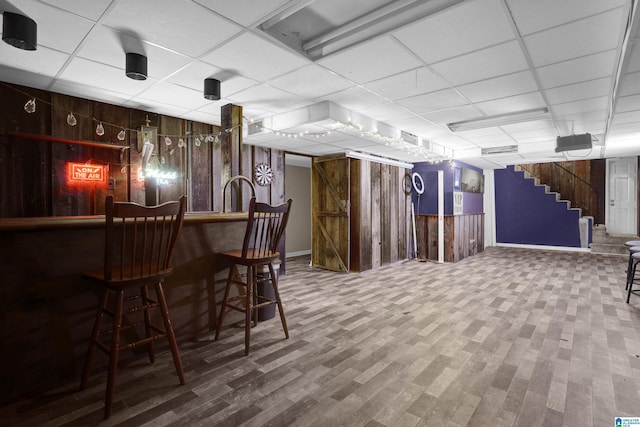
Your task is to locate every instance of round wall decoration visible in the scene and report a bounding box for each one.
[412,172,425,195]
[254,162,273,186]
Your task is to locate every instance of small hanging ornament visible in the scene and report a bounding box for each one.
[67,112,77,126]
[24,98,36,113]
[117,129,126,141]
[165,136,172,146]
[177,138,185,148]
[205,135,214,143]
[96,122,105,136]
[194,136,201,147]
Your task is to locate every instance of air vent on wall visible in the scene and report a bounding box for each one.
[481,145,518,155]
[555,133,592,152]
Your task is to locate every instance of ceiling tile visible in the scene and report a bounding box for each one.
[431,41,529,85]
[358,103,414,122]
[476,92,546,116]
[523,8,624,68]
[397,89,469,114]
[201,32,309,81]
[364,67,449,101]
[228,85,307,114]
[544,77,612,105]
[267,64,355,99]
[183,110,221,125]
[456,71,539,103]
[166,61,258,97]
[40,0,114,21]
[103,0,243,57]
[615,93,640,113]
[137,82,211,110]
[77,26,192,80]
[506,0,627,36]
[551,97,609,116]
[386,116,441,136]
[421,105,482,125]
[317,87,387,112]
[393,0,514,64]
[618,71,640,96]
[193,0,291,27]
[536,50,617,89]
[625,41,640,73]
[0,43,69,77]
[317,36,423,84]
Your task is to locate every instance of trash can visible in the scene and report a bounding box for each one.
[256,260,279,321]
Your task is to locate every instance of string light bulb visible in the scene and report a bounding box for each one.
[117,129,126,141]
[66,112,77,126]
[24,97,36,113]
[95,122,104,136]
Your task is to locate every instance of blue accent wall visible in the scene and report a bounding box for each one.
[411,161,483,215]
[494,165,581,247]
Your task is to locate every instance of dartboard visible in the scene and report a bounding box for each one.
[254,162,273,186]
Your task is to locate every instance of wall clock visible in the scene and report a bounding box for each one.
[254,162,273,186]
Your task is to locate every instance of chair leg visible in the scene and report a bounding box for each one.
[627,253,634,290]
[628,261,638,303]
[141,285,155,364]
[81,287,110,390]
[155,282,185,385]
[245,266,253,356]
[215,264,236,341]
[104,289,124,419]
[269,263,289,339]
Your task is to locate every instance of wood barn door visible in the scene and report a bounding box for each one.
[312,156,350,272]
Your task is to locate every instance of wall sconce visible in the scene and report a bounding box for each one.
[126,52,147,80]
[2,12,37,50]
[204,78,220,100]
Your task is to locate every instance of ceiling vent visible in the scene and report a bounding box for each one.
[481,145,518,155]
[247,120,265,135]
[401,130,419,145]
[555,133,592,152]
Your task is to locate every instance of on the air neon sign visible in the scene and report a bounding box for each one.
[69,163,106,183]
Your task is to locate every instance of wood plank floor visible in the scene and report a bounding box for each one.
[2,246,640,426]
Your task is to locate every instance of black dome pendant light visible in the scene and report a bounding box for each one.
[125,52,147,80]
[2,12,37,50]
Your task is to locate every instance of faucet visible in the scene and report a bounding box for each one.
[222,175,256,213]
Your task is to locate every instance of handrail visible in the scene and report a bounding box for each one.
[222,175,256,213]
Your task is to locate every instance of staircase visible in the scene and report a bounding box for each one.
[590,224,638,255]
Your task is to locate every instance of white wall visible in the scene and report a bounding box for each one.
[284,158,311,257]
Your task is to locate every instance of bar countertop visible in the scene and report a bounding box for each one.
[0,211,248,231]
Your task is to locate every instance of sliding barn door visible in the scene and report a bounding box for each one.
[312,156,350,272]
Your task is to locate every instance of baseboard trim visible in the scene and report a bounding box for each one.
[286,249,311,258]
[495,243,591,253]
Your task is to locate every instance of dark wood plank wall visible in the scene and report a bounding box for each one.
[415,214,485,263]
[0,83,284,217]
[520,160,605,223]
[349,158,412,272]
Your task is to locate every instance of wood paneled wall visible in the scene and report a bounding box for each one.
[415,214,484,263]
[350,159,412,272]
[0,82,284,217]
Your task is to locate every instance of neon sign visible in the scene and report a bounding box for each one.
[137,167,178,185]
[69,163,106,183]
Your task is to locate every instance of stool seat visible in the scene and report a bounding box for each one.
[215,197,292,355]
[80,195,187,419]
[625,240,640,247]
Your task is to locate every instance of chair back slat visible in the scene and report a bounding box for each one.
[242,197,292,259]
[104,195,187,281]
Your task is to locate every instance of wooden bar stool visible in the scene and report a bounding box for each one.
[80,195,187,419]
[215,197,292,355]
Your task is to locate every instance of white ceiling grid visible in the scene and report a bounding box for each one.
[0,0,637,168]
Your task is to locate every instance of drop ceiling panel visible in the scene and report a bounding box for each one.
[475,92,546,116]
[228,84,307,114]
[523,8,624,68]
[615,93,640,113]
[363,67,449,101]
[137,82,211,110]
[456,71,539,103]
[166,61,258,96]
[40,0,114,21]
[430,41,529,86]
[77,26,192,80]
[193,0,291,27]
[551,97,609,116]
[397,89,469,114]
[618,71,640,96]
[543,77,612,105]
[103,0,243,57]
[201,32,308,81]
[317,87,387,112]
[505,0,627,36]
[625,41,640,73]
[0,44,69,77]
[317,37,423,84]
[183,110,221,125]
[392,0,514,64]
[536,50,617,90]
[267,64,355,99]
[420,105,481,125]
[358,103,414,122]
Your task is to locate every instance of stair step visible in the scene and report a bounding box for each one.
[590,243,629,255]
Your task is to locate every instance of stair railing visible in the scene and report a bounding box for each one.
[519,162,600,220]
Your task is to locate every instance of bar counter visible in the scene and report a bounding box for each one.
[0,212,250,404]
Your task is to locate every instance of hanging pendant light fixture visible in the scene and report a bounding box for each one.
[125,52,147,80]
[2,12,37,50]
[204,78,220,100]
